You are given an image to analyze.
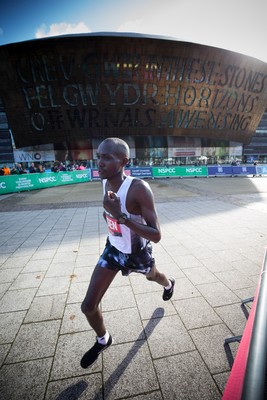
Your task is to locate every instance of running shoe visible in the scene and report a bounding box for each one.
[80,335,112,368]
[162,277,175,301]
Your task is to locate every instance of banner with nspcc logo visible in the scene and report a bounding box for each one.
[0,170,90,195]
[152,166,207,178]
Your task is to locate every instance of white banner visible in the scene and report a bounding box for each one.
[229,141,243,157]
[168,147,202,157]
[14,149,55,162]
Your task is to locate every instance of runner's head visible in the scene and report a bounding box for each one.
[97,138,129,179]
[98,138,130,160]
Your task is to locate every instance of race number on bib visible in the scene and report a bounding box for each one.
[106,214,122,237]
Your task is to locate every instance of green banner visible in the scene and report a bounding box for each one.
[0,170,90,195]
[152,166,207,178]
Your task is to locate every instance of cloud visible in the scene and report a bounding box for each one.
[117,19,143,33]
[35,22,91,38]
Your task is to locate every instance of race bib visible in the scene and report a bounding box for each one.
[106,214,122,236]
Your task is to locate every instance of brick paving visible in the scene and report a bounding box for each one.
[0,176,266,399]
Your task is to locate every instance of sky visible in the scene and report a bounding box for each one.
[0,0,267,63]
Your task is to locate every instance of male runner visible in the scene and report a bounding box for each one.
[80,137,175,368]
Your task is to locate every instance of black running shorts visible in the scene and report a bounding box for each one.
[97,239,155,276]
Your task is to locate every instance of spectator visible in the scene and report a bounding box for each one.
[2,165,11,175]
[67,163,75,171]
[36,164,44,173]
[10,165,19,174]
[51,163,59,172]
[59,162,66,171]
[77,163,86,170]
[17,163,27,174]
[29,163,37,173]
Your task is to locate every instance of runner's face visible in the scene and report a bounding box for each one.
[97,142,125,179]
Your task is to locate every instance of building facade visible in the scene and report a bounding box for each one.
[1,33,267,166]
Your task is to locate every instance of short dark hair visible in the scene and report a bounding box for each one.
[101,137,130,158]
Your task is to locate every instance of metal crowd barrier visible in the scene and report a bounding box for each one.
[0,165,266,195]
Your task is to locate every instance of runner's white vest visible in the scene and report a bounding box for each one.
[103,176,147,253]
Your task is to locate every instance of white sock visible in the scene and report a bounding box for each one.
[97,331,110,345]
[164,280,172,290]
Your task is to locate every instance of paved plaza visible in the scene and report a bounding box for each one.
[0,176,267,399]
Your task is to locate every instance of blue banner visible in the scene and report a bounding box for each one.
[208,165,257,176]
[256,165,267,175]
[130,167,152,177]
[91,169,131,180]
[207,166,233,176]
[232,166,256,175]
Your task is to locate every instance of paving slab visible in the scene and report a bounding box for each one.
[0,176,267,399]
[156,350,222,399]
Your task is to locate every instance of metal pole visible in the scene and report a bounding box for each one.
[241,251,267,400]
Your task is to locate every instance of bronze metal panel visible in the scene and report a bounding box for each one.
[0,33,267,147]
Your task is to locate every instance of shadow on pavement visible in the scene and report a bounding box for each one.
[94,307,164,400]
[55,380,88,400]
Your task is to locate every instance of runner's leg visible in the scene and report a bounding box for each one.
[81,265,118,337]
[146,264,169,286]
